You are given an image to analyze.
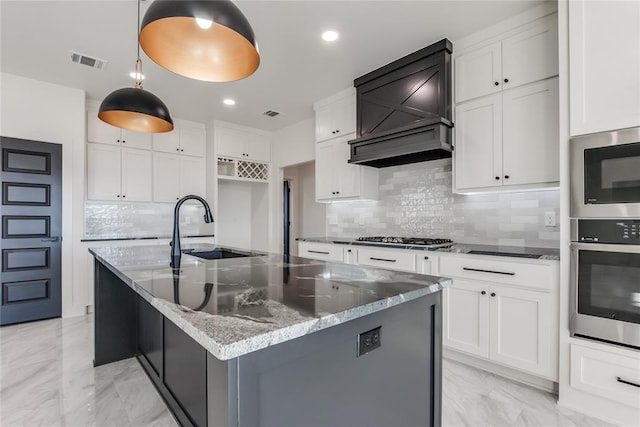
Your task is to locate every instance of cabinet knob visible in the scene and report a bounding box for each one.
[336,130,340,133]
[481,291,486,295]
[504,175,510,179]
[494,81,499,86]
[504,78,509,83]
[117,195,120,198]
[180,149,184,152]
[495,176,500,180]
[122,140,126,144]
[332,192,336,195]
[491,292,496,297]
[122,195,126,198]
[347,249,352,253]
[424,256,429,260]
[336,191,340,194]
[176,148,180,151]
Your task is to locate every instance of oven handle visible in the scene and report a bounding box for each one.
[570,242,640,253]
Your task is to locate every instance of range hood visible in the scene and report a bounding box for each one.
[349,39,453,168]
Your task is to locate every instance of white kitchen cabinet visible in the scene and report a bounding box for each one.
[416,252,436,275]
[569,0,640,136]
[455,14,558,103]
[489,284,552,378]
[455,78,559,192]
[298,241,344,262]
[315,135,378,202]
[87,143,152,202]
[152,153,204,202]
[314,88,356,143]
[356,247,416,272]
[443,278,490,358]
[215,124,271,162]
[153,120,205,157]
[87,108,152,150]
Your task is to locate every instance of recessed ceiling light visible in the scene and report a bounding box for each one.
[129,71,145,80]
[223,99,236,105]
[322,30,339,42]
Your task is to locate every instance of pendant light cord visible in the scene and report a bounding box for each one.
[135,0,143,89]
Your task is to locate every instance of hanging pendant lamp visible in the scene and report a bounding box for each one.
[139,0,260,82]
[98,0,173,133]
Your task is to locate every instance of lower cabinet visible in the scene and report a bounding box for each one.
[164,318,207,427]
[297,241,344,262]
[137,297,163,377]
[443,279,553,378]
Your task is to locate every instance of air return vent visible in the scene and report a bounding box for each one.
[263,110,281,117]
[69,51,107,70]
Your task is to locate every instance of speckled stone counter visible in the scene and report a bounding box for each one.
[297,237,560,260]
[90,244,449,360]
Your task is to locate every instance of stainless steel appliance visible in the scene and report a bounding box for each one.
[570,219,640,349]
[356,236,454,248]
[570,126,640,218]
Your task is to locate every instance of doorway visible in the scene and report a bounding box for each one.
[0,136,62,325]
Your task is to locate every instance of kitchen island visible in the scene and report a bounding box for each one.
[90,244,449,427]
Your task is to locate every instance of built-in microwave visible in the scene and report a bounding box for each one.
[570,127,640,218]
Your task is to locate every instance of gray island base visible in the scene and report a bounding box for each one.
[90,245,449,427]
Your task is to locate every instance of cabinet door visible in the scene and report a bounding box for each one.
[315,141,336,200]
[315,104,335,142]
[121,148,152,202]
[443,278,490,358]
[87,110,121,145]
[153,152,180,202]
[335,139,361,198]
[502,15,558,90]
[87,143,121,201]
[454,93,503,190]
[454,42,502,103]
[502,78,559,186]
[216,127,248,159]
[333,95,356,137]
[569,0,640,135]
[246,134,271,162]
[137,296,163,378]
[179,126,205,157]
[153,129,180,154]
[121,129,152,150]
[179,156,205,198]
[489,284,552,378]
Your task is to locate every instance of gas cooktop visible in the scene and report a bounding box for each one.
[356,236,454,248]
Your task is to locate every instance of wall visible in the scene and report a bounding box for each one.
[0,72,86,317]
[327,159,560,248]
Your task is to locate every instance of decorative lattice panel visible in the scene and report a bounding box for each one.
[237,160,269,181]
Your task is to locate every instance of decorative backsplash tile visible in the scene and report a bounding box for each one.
[85,201,214,238]
[326,158,560,248]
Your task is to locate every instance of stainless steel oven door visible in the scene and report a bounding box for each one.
[570,126,640,218]
[570,242,640,348]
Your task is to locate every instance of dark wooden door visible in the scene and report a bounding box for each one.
[0,136,62,325]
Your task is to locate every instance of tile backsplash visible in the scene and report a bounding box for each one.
[326,159,560,248]
[85,201,214,238]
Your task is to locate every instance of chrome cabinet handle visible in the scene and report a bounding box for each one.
[617,377,640,389]
[463,267,515,276]
[308,250,330,255]
[370,257,397,263]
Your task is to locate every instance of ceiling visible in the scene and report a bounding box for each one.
[1,0,545,132]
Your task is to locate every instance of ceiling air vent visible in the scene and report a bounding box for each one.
[263,110,281,117]
[69,51,107,70]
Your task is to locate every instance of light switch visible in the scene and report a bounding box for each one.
[544,211,556,227]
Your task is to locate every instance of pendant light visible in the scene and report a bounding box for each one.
[98,0,174,133]
[139,0,260,82]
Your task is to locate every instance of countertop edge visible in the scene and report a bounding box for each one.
[89,248,450,360]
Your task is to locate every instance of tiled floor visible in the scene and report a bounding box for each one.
[0,315,612,427]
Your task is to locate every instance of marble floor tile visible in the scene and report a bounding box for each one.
[0,315,614,427]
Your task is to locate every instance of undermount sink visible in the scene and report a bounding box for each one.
[182,247,265,260]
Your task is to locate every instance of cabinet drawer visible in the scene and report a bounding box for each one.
[298,242,343,262]
[570,344,640,409]
[439,255,555,290]
[356,248,416,272]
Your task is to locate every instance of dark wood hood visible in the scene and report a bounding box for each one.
[349,39,453,168]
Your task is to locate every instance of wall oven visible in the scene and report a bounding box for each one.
[570,126,640,218]
[570,219,640,349]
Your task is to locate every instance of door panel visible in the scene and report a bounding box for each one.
[454,42,501,103]
[153,152,180,202]
[1,136,62,325]
[87,143,121,201]
[121,148,152,202]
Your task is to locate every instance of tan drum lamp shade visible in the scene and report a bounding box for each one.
[139,0,260,82]
[98,0,174,133]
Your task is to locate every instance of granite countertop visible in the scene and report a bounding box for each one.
[296,237,560,260]
[81,234,215,242]
[89,244,449,360]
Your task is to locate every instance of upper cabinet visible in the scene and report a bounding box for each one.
[215,124,271,163]
[87,107,152,150]
[455,14,558,104]
[569,0,640,136]
[453,10,559,193]
[314,88,356,143]
[153,120,205,157]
